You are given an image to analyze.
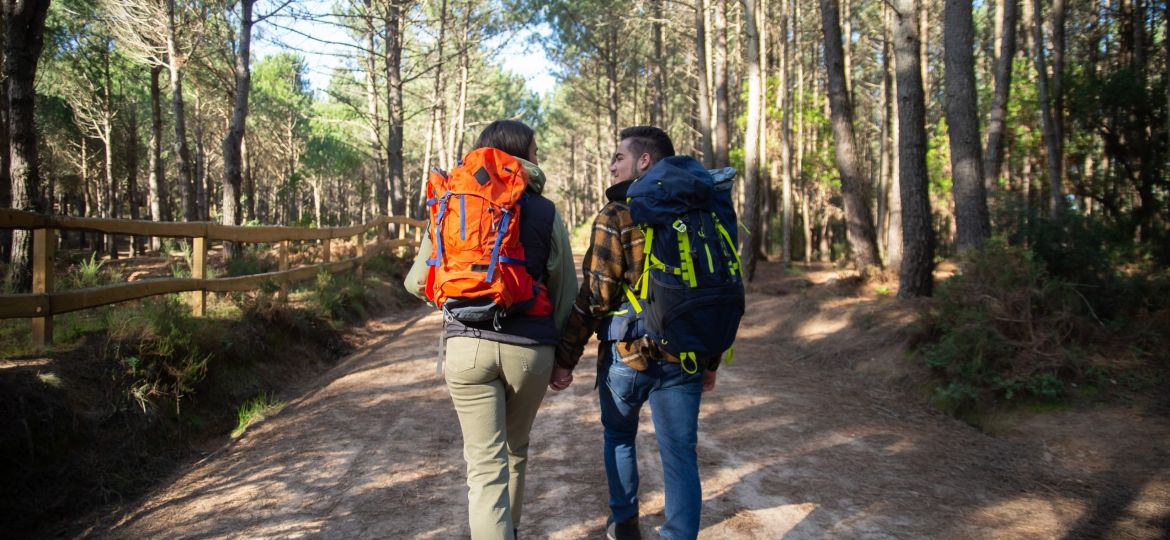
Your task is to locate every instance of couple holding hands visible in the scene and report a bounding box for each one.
[405,120,744,540]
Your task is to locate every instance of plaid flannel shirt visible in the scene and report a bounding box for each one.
[555,181,644,370]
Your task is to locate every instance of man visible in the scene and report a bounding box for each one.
[550,126,721,540]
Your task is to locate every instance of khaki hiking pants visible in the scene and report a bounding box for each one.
[444,336,553,540]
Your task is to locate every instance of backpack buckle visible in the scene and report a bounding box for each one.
[672,220,687,233]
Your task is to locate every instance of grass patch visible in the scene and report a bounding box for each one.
[231,393,286,438]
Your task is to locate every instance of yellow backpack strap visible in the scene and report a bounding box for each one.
[714,219,742,278]
[679,352,699,374]
[723,346,735,366]
[673,220,698,288]
[623,284,643,314]
[638,226,654,299]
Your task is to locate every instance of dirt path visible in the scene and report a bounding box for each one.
[81,264,1170,539]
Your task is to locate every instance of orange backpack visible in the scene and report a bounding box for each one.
[424,147,551,325]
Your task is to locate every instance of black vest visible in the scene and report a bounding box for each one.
[444,192,559,346]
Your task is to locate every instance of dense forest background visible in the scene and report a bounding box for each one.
[1,0,1168,295]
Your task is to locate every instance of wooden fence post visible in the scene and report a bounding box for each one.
[279,239,289,301]
[354,233,364,280]
[190,236,206,316]
[322,238,331,264]
[31,228,55,349]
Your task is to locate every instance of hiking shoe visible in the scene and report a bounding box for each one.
[606,516,642,540]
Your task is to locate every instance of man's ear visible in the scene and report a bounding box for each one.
[638,153,652,173]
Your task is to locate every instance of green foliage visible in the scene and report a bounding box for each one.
[920,240,1085,413]
[105,296,211,416]
[919,238,1170,415]
[231,393,285,439]
[311,270,369,324]
[60,252,117,290]
[225,249,273,277]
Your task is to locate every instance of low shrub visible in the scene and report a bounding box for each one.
[918,238,1169,415]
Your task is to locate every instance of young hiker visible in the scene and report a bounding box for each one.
[552,126,744,540]
[404,120,576,540]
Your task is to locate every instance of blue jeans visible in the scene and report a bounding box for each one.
[598,342,704,540]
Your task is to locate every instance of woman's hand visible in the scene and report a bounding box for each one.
[549,366,574,391]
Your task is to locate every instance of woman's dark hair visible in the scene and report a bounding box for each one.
[474,120,536,161]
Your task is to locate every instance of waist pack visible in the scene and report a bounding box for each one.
[424,147,551,326]
[624,157,745,373]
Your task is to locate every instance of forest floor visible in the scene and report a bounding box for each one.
[67,259,1170,539]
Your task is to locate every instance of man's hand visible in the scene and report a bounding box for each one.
[702,370,717,392]
[549,366,574,391]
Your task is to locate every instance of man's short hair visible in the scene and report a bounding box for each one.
[619,126,675,164]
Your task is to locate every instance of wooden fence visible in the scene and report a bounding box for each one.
[0,209,426,349]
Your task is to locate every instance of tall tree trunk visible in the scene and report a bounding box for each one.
[0,20,9,265]
[192,91,206,220]
[385,1,404,219]
[651,0,666,126]
[166,0,196,222]
[892,0,935,297]
[363,0,386,217]
[5,0,51,291]
[221,0,253,258]
[605,27,619,142]
[243,134,255,221]
[103,119,118,258]
[148,65,165,232]
[879,1,893,262]
[944,0,990,250]
[819,0,881,270]
[695,0,715,166]
[713,0,730,167]
[1051,0,1065,208]
[919,0,930,104]
[741,0,763,280]
[1031,0,1062,213]
[983,0,1017,191]
[126,102,142,251]
[780,0,793,266]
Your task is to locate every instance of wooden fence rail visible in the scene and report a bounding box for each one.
[0,209,426,349]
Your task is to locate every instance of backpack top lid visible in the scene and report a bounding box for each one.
[627,155,717,225]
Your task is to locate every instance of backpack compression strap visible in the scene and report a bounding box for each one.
[426,192,453,266]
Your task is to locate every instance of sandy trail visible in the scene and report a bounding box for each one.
[85,265,1170,539]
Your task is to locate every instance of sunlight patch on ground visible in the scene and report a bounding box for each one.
[794,316,850,340]
[702,503,819,538]
[968,496,1085,536]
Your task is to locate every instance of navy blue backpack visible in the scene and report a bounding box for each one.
[625,156,745,373]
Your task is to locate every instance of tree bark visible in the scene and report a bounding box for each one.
[651,0,666,126]
[741,0,763,280]
[944,0,990,250]
[5,0,51,291]
[384,0,405,218]
[166,0,196,221]
[713,0,730,167]
[892,0,935,297]
[0,16,9,265]
[819,0,881,270]
[127,96,142,255]
[780,0,793,266]
[361,0,386,217]
[148,65,165,229]
[695,0,715,167]
[1031,0,1062,213]
[221,0,253,258]
[983,0,1017,191]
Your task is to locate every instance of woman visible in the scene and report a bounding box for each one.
[404,120,576,539]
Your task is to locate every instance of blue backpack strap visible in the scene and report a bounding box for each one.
[459,195,466,240]
[485,208,513,281]
[427,192,452,266]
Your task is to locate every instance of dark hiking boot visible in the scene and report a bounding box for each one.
[606,516,642,540]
